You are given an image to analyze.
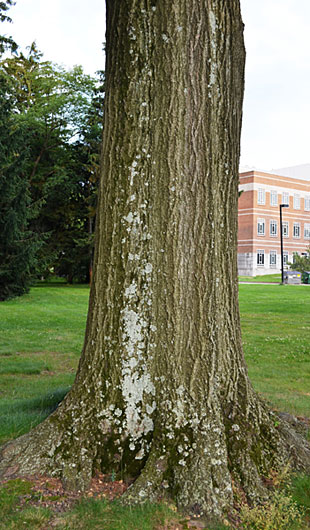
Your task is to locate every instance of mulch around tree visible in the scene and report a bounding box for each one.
[1,471,128,513]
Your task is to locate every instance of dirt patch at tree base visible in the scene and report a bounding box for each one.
[0,471,128,513]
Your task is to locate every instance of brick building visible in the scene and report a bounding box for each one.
[238,164,310,276]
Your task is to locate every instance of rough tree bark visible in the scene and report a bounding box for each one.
[1,0,310,521]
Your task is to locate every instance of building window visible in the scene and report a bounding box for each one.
[283,251,289,267]
[270,220,277,236]
[270,190,277,206]
[257,218,265,236]
[257,250,264,266]
[282,192,289,206]
[305,196,310,211]
[282,221,289,237]
[293,223,300,238]
[305,224,310,239]
[270,251,277,267]
[293,194,300,209]
[257,188,265,205]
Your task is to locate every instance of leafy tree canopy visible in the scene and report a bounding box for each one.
[0,43,104,286]
[0,0,17,54]
[290,250,310,273]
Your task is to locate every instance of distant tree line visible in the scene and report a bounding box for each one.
[0,1,104,300]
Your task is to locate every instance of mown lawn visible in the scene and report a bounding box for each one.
[239,273,281,283]
[240,284,310,417]
[0,284,89,444]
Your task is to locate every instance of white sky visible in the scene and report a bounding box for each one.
[2,0,310,171]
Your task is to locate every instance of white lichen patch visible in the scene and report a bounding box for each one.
[128,26,136,41]
[143,263,153,274]
[125,281,137,298]
[128,253,140,261]
[124,212,134,224]
[114,153,158,446]
[207,10,218,91]
[119,269,156,441]
[209,10,217,36]
[121,308,147,345]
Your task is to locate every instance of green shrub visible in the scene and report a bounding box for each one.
[238,490,304,529]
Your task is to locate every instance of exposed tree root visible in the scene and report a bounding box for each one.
[1,400,309,520]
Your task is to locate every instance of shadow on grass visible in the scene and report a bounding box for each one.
[32,280,90,289]
[0,387,70,444]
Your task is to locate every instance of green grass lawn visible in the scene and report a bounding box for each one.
[0,282,310,529]
[239,273,281,283]
[0,284,89,444]
[240,284,310,417]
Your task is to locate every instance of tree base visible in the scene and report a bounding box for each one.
[1,401,310,519]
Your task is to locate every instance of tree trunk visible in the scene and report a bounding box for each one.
[1,0,310,521]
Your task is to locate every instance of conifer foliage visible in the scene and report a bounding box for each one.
[0,71,39,300]
[0,3,38,300]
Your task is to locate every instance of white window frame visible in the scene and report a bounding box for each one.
[269,250,277,267]
[270,220,277,237]
[293,222,300,238]
[257,188,265,205]
[293,194,300,210]
[304,224,310,239]
[270,190,278,206]
[283,251,289,267]
[282,221,289,238]
[282,192,289,206]
[257,250,265,266]
[305,196,310,211]
[257,218,265,236]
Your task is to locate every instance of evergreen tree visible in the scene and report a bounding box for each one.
[0,2,40,300]
[0,72,39,299]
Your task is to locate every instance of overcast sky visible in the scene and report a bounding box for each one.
[2,0,310,171]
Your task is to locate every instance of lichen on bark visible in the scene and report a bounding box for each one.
[1,0,310,521]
